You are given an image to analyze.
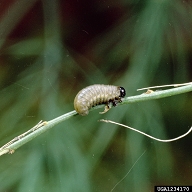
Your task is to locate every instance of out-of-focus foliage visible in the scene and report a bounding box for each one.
[0,0,192,191]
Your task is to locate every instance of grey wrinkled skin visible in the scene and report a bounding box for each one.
[74,84,121,116]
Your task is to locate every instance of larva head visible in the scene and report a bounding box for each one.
[119,87,126,98]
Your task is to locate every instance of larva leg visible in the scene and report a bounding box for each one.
[99,98,122,114]
[99,105,110,114]
[112,98,122,107]
[99,102,111,114]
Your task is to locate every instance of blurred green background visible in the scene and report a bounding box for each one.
[0,0,192,191]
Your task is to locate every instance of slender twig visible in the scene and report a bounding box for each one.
[0,83,192,156]
[137,82,192,91]
[122,83,192,104]
[99,119,192,142]
[0,110,77,156]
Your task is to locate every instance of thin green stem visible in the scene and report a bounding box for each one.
[0,110,77,156]
[122,84,192,104]
[0,84,192,156]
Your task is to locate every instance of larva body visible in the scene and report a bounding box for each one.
[74,84,126,116]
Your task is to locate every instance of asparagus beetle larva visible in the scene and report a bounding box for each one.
[74,84,126,116]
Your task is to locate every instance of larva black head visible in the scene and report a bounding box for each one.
[119,87,126,98]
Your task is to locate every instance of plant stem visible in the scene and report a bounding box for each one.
[0,84,192,156]
[122,84,192,104]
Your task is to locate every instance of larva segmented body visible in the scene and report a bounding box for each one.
[74,84,126,116]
